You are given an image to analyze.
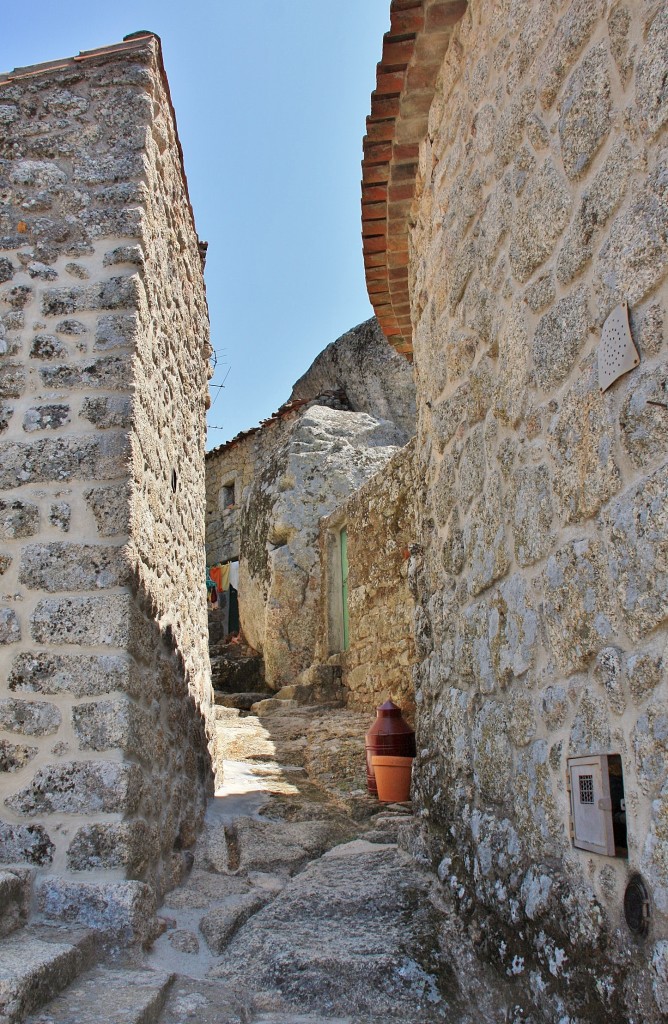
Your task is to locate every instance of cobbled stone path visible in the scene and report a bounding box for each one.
[25,696,507,1024]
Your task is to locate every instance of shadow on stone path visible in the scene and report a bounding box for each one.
[143,697,504,1024]
[21,695,509,1024]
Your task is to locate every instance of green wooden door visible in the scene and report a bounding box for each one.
[340,527,349,651]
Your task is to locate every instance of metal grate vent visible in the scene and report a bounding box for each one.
[598,301,639,392]
[579,774,594,804]
[624,875,650,936]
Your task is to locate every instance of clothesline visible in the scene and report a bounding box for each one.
[208,560,239,593]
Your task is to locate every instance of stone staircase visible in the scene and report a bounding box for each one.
[24,968,173,1024]
[0,870,95,1024]
[209,631,273,711]
[3,695,508,1023]
[139,697,466,1023]
[0,867,175,1024]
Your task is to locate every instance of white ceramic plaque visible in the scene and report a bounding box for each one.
[598,301,639,392]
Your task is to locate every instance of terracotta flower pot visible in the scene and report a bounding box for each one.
[371,755,413,803]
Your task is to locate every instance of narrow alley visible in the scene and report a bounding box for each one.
[21,688,501,1024]
[1,5,666,1022]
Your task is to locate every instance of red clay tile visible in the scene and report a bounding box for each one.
[363,140,393,164]
[375,69,406,95]
[362,184,389,202]
[361,0,466,357]
[365,119,396,142]
[370,93,402,118]
[362,160,390,183]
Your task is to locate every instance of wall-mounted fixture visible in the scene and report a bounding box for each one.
[598,301,640,392]
[624,874,650,936]
[567,754,627,857]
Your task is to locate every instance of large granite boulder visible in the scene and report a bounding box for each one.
[290,317,416,439]
[240,403,407,688]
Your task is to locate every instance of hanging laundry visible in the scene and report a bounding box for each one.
[209,562,231,592]
[218,587,230,635]
[229,560,239,591]
[209,564,224,592]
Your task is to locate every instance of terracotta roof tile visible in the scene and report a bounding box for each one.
[361,0,467,358]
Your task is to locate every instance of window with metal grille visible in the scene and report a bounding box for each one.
[221,481,235,508]
[579,774,594,804]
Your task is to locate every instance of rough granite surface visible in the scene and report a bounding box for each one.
[206,374,413,691]
[0,35,214,934]
[407,0,668,1020]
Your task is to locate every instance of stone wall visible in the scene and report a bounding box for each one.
[205,440,246,568]
[318,440,417,718]
[206,397,409,689]
[406,1,668,1019]
[0,36,214,939]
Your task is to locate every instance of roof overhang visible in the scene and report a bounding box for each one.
[361,0,467,359]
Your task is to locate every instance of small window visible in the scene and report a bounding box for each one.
[221,481,235,509]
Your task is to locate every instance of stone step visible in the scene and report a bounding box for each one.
[253,1017,352,1024]
[159,979,353,1024]
[210,653,265,693]
[158,976,246,1024]
[214,691,273,711]
[24,966,174,1024]
[0,925,97,1024]
[0,870,30,939]
[199,890,270,954]
[213,705,242,721]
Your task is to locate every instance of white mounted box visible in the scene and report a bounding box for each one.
[568,754,617,856]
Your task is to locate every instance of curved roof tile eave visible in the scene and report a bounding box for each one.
[361,0,468,359]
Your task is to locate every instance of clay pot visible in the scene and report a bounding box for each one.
[371,755,414,803]
[365,699,416,795]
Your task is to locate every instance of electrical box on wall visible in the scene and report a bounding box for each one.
[567,754,627,857]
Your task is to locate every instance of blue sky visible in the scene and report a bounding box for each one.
[0,2,390,447]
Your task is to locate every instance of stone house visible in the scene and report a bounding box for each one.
[357,0,668,1020]
[0,34,215,940]
[316,437,417,716]
[205,317,417,699]
[206,2,668,1014]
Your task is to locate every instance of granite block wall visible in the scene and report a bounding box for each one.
[205,441,245,568]
[319,440,417,717]
[0,35,214,939]
[407,0,668,1019]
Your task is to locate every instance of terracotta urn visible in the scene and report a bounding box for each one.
[365,699,415,795]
